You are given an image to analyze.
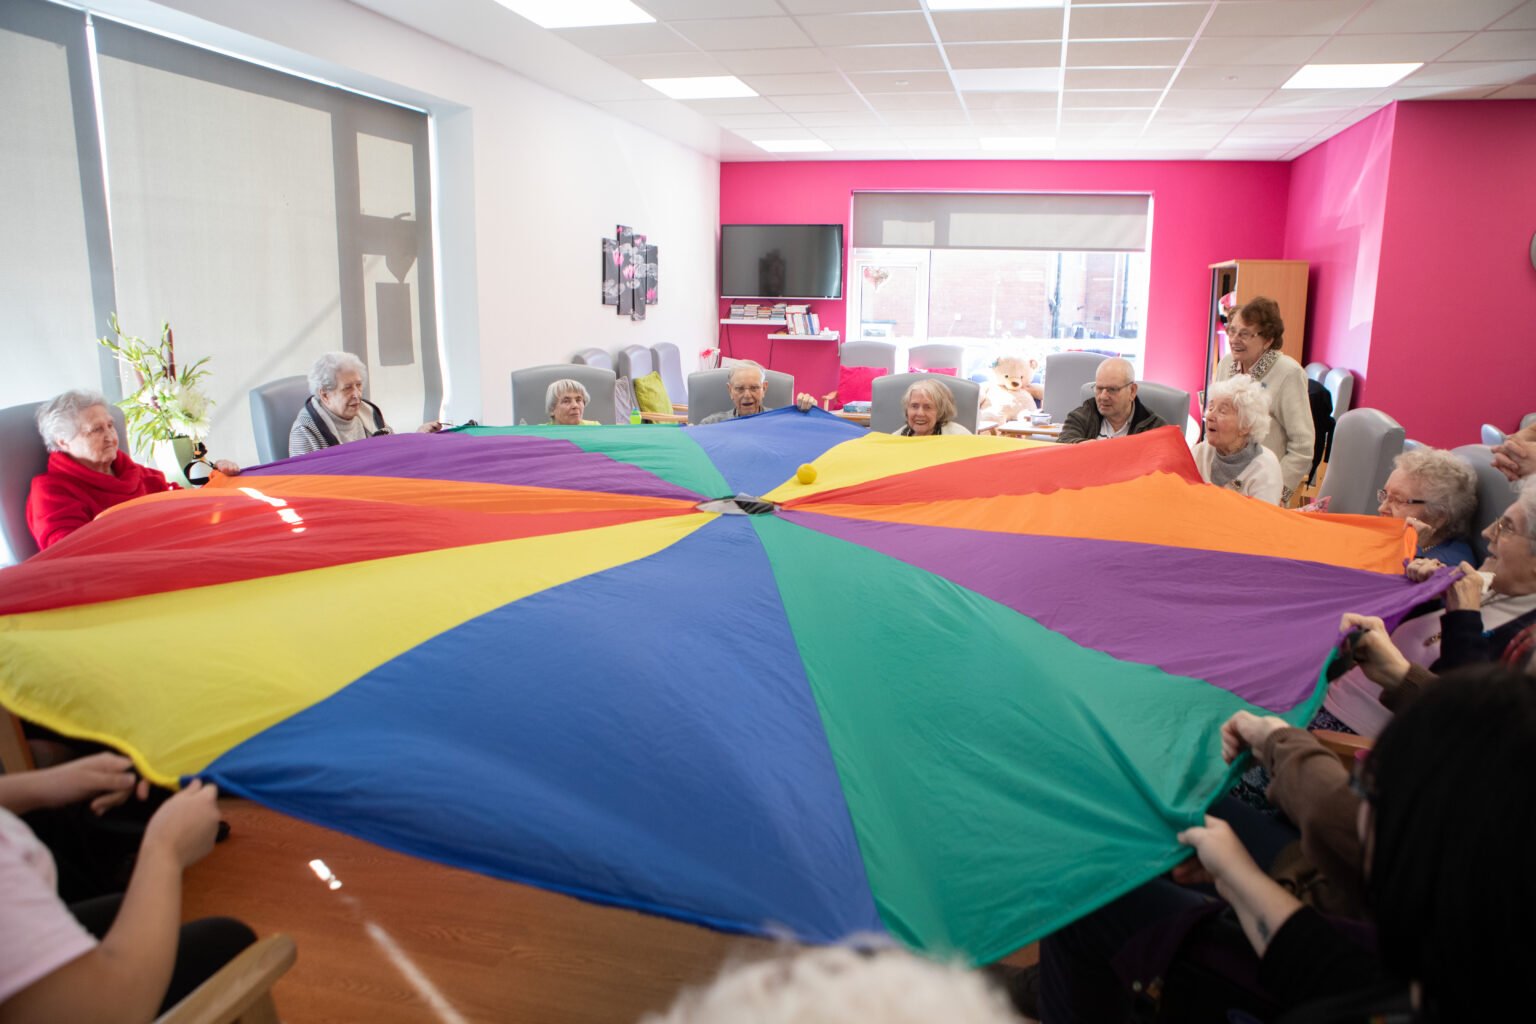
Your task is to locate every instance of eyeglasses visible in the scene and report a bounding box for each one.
[1228,328,1258,342]
[1093,384,1131,395]
[1376,489,1428,507]
[1490,516,1518,540]
[730,385,765,395]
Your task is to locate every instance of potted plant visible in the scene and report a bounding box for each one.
[98,313,214,487]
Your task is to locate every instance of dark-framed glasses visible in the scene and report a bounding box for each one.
[1376,489,1428,507]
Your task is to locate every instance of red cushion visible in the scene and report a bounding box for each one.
[911,365,958,376]
[831,365,887,410]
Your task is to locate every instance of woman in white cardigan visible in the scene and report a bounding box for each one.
[1211,296,1314,503]
[1194,376,1283,504]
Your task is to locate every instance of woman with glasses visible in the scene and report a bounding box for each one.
[1212,297,1314,504]
[1373,448,1478,565]
[1193,376,1283,504]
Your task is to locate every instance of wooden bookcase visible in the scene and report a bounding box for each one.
[1204,259,1310,397]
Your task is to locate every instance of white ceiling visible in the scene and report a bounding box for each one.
[351,0,1536,161]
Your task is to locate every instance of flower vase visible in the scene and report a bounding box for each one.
[151,436,198,489]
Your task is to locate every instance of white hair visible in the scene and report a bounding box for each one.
[1392,448,1478,538]
[545,378,590,416]
[1517,478,1536,551]
[307,351,367,397]
[640,945,1020,1024]
[727,361,767,388]
[1206,375,1272,442]
[35,389,111,452]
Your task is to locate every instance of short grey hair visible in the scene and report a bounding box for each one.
[726,361,767,388]
[1394,448,1478,539]
[1206,375,1271,443]
[545,378,590,416]
[307,351,367,397]
[36,389,111,452]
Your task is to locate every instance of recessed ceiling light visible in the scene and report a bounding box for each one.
[643,76,758,100]
[1282,63,1422,89]
[927,0,1063,9]
[980,136,1056,151]
[753,140,834,153]
[952,68,1062,93]
[492,0,654,29]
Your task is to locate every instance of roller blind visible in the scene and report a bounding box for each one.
[852,192,1150,252]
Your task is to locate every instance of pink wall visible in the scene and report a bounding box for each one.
[720,160,1293,399]
[1367,100,1536,447]
[1283,106,1396,395]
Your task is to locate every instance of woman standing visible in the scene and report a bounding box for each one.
[1212,297,1314,503]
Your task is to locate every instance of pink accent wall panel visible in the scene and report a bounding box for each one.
[719,160,1292,400]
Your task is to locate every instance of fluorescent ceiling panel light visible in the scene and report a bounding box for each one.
[927,0,1063,9]
[492,0,654,29]
[952,68,1062,93]
[643,76,758,99]
[1282,63,1422,89]
[753,139,834,153]
[980,136,1056,150]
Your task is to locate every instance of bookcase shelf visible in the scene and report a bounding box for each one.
[720,318,786,325]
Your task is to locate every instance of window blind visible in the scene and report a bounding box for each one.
[852,192,1151,252]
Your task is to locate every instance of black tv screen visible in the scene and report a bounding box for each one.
[720,224,844,299]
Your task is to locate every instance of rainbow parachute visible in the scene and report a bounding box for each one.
[0,411,1442,962]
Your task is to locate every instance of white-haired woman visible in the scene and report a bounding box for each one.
[26,389,239,551]
[1376,448,1477,565]
[546,379,598,425]
[288,351,441,457]
[894,379,971,437]
[1194,376,1282,504]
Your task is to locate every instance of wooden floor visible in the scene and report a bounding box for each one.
[184,799,1038,1023]
[182,799,769,1023]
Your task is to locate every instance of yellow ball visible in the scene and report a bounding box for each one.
[796,463,818,485]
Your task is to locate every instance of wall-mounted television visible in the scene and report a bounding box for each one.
[720,223,844,300]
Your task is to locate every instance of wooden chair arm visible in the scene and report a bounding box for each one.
[155,934,296,1024]
[1309,728,1372,770]
[1,712,35,774]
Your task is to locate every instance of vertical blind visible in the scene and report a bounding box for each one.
[852,192,1151,252]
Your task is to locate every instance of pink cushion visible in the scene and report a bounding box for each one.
[832,365,888,410]
[911,365,958,376]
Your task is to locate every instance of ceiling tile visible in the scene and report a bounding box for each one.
[966,106,1059,123]
[713,112,805,128]
[903,138,982,150]
[1224,123,1322,141]
[1147,106,1249,124]
[1162,87,1276,107]
[1065,67,1176,89]
[931,9,1066,43]
[1309,32,1471,61]
[1380,84,1502,99]
[552,23,693,56]
[825,45,947,71]
[1068,39,1193,65]
[964,91,1061,110]
[734,127,831,140]
[1061,89,1162,107]
[861,91,965,110]
[668,17,814,51]
[1187,35,1328,65]
[1068,3,1210,39]
[791,109,885,125]
[779,0,922,12]
[771,92,872,111]
[795,12,936,46]
[1258,87,1387,108]
[1341,0,1528,33]
[827,139,913,151]
[739,72,855,94]
[1400,58,1536,86]
[1234,106,1350,124]
[636,0,784,16]
[1203,1,1366,37]
[1440,29,1536,59]
[604,52,730,78]
[878,107,972,124]
[716,48,837,74]
[846,70,956,91]
[1487,82,1536,95]
[1491,1,1536,28]
[945,41,1062,68]
[679,96,782,114]
[890,124,984,138]
[1174,64,1297,88]
[1059,108,1150,125]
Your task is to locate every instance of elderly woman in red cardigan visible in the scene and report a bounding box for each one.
[25,389,238,551]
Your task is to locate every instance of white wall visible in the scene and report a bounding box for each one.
[94,0,721,425]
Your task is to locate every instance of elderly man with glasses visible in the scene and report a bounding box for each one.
[1055,357,1168,444]
[697,362,811,425]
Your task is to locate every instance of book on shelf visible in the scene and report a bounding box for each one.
[728,303,747,318]
[808,312,821,335]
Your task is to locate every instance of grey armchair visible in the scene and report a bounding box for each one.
[907,344,965,372]
[249,376,310,463]
[1079,379,1190,434]
[1452,444,1519,562]
[571,348,612,371]
[838,341,898,373]
[1,400,128,565]
[616,345,656,384]
[511,365,617,425]
[687,368,794,425]
[650,343,688,410]
[1041,352,1108,421]
[1316,408,1404,515]
[870,373,981,434]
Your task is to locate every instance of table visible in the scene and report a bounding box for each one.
[638,410,689,424]
[996,421,1063,440]
[832,410,870,426]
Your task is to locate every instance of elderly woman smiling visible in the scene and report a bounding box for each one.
[1194,376,1283,504]
[893,379,971,437]
[1212,297,1314,502]
[25,389,238,551]
[1376,448,1478,565]
[546,379,599,425]
[289,351,441,457]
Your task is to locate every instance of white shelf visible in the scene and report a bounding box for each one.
[767,331,839,340]
[720,318,786,325]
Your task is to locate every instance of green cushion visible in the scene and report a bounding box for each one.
[633,370,672,413]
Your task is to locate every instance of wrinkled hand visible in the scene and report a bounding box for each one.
[1404,557,1443,582]
[39,752,149,815]
[1404,516,1431,544]
[1445,560,1484,612]
[212,459,240,476]
[417,421,444,434]
[1218,711,1289,765]
[1492,437,1534,482]
[1338,613,1411,688]
[143,779,222,870]
[1177,815,1260,894]
[794,392,816,412]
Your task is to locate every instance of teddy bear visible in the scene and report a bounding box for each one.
[978,354,1039,430]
